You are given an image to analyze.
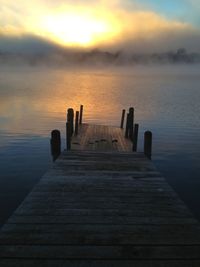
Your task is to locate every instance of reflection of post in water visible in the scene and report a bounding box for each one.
[50,130,61,161]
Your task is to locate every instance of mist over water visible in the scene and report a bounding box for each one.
[0,64,200,225]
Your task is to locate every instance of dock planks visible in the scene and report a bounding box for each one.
[71,124,132,152]
[1,124,200,266]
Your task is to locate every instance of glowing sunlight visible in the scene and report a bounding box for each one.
[41,13,115,47]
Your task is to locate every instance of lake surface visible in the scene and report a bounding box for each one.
[0,64,200,225]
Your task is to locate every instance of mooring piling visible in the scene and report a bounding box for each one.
[132,123,139,152]
[144,130,152,159]
[79,105,83,125]
[125,113,130,138]
[67,108,74,136]
[128,107,134,140]
[66,122,71,150]
[75,111,79,135]
[50,129,61,161]
[120,109,126,129]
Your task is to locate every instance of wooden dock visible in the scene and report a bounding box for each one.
[1,110,200,266]
[71,124,133,152]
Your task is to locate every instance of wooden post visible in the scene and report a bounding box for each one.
[144,131,152,159]
[125,113,130,138]
[75,111,79,135]
[66,122,71,150]
[120,109,126,129]
[132,124,139,152]
[50,130,61,161]
[79,105,83,125]
[129,107,134,140]
[67,108,74,136]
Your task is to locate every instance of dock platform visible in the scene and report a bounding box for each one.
[0,122,200,266]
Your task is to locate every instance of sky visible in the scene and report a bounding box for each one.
[0,0,200,53]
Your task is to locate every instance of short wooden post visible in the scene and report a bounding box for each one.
[66,122,71,150]
[129,107,134,140]
[132,124,139,152]
[120,109,126,129]
[75,111,79,135]
[125,113,130,138]
[144,131,152,159]
[50,130,61,161]
[79,105,83,125]
[67,108,74,136]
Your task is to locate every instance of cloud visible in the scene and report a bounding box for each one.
[102,10,200,53]
[0,0,200,53]
[0,35,59,53]
[188,0,200,8]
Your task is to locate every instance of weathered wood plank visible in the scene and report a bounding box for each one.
[7,215,198,225]
[42,170,162,178]
[17,203,187,213]
[13,207,192,217]
[1,224,200,246]
[25,191,181,199]
[32,184,173,192]
[41,176,165,183]
[19,198,184,209]
[1,259,200,267]
[51,163,156,172]
[0,245,200,259]
[31,186,174,194]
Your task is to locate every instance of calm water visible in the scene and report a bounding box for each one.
[0,64,200,225]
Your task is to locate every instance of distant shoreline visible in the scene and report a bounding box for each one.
[1,48,200,67]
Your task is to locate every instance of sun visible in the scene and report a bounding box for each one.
[41,13,110,47]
